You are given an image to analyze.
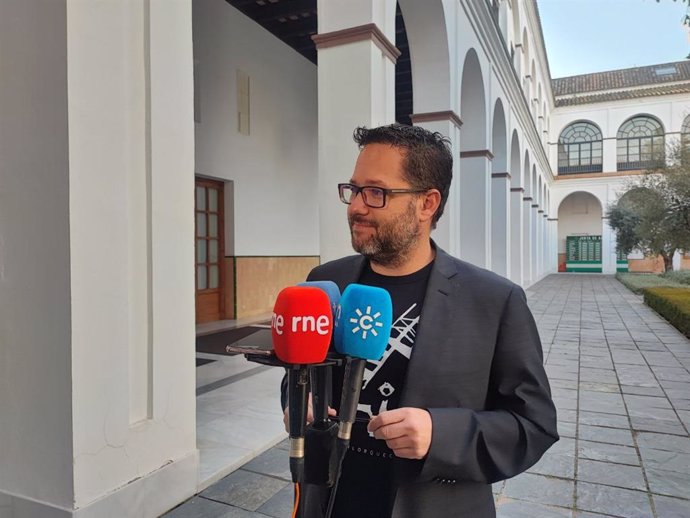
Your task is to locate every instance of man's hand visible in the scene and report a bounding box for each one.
[368,407,432,459]
[283,393,337,433]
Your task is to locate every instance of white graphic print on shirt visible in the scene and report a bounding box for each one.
[356,303,419,428]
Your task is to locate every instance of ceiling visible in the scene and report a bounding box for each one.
[225,0,413,125]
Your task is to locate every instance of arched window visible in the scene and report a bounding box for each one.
[558,121,603,174]
[617,116,665,171]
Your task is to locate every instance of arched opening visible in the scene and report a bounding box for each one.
[459,48,489,267]
[557,191,604,272]
[491,99,509,276]
[399,0,457,251]
[395,4,413,126]
[522,29,530,95]
[530,61,537,118]
[511,2,521,62]
[537,83,543,132]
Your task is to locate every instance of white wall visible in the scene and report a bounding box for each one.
[0,0,75,512]
[193,0,319,257]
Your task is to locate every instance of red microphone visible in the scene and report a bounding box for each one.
[271,286,333,483]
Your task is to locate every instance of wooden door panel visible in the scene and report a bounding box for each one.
[195,178,225,323]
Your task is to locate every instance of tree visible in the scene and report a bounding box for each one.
[607,144,690,272]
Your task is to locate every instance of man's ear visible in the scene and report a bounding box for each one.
[419,189,442,223]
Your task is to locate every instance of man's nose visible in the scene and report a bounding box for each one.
[348,191,369,213]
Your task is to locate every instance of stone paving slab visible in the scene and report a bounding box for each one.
[162,274,690,518]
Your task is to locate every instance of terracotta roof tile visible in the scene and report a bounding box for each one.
[552,61,690,96]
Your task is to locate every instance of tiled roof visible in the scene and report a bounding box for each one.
[554,83,690,107]
[552,61,690,96]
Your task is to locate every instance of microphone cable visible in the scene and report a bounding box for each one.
[292,482,300,518]
[324,471,340,518]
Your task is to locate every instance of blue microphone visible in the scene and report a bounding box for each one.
[334,284,392,448]
[326,284,393,515]
[299,280,340,317]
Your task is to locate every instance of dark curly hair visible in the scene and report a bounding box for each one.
[353,124,453,228]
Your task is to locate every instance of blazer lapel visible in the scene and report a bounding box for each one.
[399,246,460,407]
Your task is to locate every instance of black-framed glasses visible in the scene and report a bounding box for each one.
[337,183,427,208]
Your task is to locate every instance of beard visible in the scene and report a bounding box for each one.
[349,200,420,268]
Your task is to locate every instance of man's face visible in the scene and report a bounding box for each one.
[347,143,422,267]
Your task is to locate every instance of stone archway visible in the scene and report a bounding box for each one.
[557,191,604,272]
[459,48,489,267]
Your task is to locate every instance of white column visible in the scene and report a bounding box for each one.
[539,212,549,276]
[536,208,545,279]
[491,173,511,278]
[523,196,533,285]
[460,154,492,268]
[531,204,539,282]
[316,0,398,263]
[1,2,197,517]
[0,1,74,513]
[548,218,558,272]
[510,188,524,285]
[411,117,462,257]
[602,218,617,274]
[603,137,617,172]
[69,1,197,515]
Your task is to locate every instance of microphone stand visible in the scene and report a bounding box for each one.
[240,352,343,518]
[325,357,367,518]
[288,365,309,484]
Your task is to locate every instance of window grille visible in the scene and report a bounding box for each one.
[617,116,665,171]
[558,121,603,174]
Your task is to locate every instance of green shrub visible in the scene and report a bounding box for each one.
[644,287,690,338]
[661,270,690,286]
[616,272,686,294]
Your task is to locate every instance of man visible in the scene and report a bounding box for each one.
[283,124,558,518]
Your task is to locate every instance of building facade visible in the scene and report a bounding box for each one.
[1,0,689,516]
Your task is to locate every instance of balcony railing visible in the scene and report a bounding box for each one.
[558,163,603,175]
[617,160,664,171]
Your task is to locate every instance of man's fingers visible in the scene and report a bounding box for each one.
[328,407,337,416]
[372,422,406,441]
[368,408,405,433]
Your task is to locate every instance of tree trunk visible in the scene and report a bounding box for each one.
[661,252,673,272]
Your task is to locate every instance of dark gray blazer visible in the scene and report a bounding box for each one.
[294,244,558,518]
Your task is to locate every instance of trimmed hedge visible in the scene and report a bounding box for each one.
[644,287,690,338]
[616,272,687,294]
[661,270,690,286]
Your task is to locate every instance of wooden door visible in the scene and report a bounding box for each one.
[195,179,225,323]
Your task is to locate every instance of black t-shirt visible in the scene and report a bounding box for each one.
[332,260,433,518]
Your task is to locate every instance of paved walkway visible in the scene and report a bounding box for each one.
[164,274,690,518]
